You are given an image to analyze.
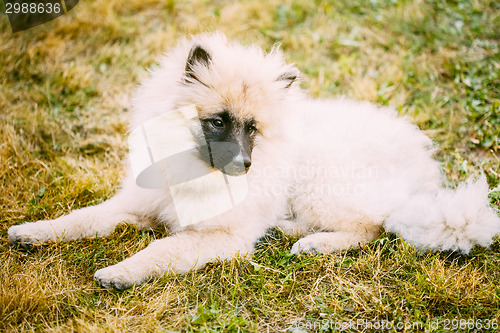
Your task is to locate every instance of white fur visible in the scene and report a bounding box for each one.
[384,175,500,253]
[8,32,500,290]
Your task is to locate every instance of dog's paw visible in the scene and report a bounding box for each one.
[94,264,141,291]
[290,237,321,255]
[8,223,47,248]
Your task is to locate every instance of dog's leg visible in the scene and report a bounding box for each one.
[290,226,381,254]
[94,226,263,290]
[8,177,168,247]
[275,219,311,237]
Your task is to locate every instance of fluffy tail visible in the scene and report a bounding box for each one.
[384,175,500,253]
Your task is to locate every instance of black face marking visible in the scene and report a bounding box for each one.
[184,45,212,86]
[198,110,257,176]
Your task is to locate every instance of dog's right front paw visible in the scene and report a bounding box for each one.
[8,223,49,247]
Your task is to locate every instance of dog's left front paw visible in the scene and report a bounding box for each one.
[94,265,139,291]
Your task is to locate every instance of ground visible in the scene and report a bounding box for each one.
[1,0,499,331]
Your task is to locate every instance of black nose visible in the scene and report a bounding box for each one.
[243,158,251,171]
[239,149,251,171]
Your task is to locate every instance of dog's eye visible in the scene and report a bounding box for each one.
[211,119,224,128]
[247,124,257,133]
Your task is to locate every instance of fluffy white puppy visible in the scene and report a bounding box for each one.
[8,32,500,290]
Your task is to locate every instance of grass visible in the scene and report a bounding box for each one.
[1,0,499,331]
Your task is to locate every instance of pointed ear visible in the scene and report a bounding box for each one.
[184,44,212,85]
[276,68,300,89]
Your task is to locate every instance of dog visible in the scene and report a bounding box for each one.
[8,32,500,290]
